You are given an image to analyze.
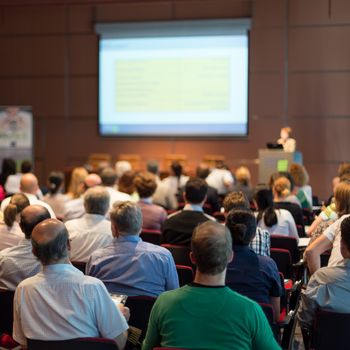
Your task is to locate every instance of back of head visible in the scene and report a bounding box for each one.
[4,193,30,228]
[21,160,32,174]
[335,180,350,217]
[134,172,157,198]
[84,173,102,191]
[185,177,208,204]
[226,210,257,246]
[196,164,210,180]
[146,160,159,175]
[223,191,249,213]
[0,158,16,185]
[31,218,69,265]
[254,186,277,227]
[20,205,51,239]
[215,160,225,169]
[68,167,88,198]
[118,171,136,195]
[100,167,117,187]
[191,221,232,275]
[84,186,110,215]
[341,216,350,254]
[235,166,251,186]
[48,171,64,195]
[110,201,142,236]
[273,176,291,199]
[115,161,132,179]
[289,163,309,187]
[20,173,39,194]
[170,161,182,178]
[269,171,295,192]
[339,163,350,178]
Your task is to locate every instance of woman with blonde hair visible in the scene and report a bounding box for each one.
[233,166,253,202]
[0,193,29,250]
[66,167,88,199]
[289,163,312,210]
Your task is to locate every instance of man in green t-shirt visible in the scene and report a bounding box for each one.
[142,221,281,350]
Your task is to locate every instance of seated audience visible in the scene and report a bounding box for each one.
[142,221,280,350]
[269,172,300,206]
[273,176,304,230]
[100,167,131,209]
[4,160,32,195]
[134,172,167,231]
[162,177,215,246]
[232,166,254,203]
[115,160,132,180]
[66,166,88,200]
[87,201,178,297]
[0,173,55,218]
[255,185,299,242]
[223,191,270,256]
[289,163,312,210]
[0,205,50,290]
[0,193,29,251]
[298,216,350,329]
[0,158,16,188]
[13,218,129,349]
[118,170,139,201]
[146,159,161,184]
[43,171,69,219]
[206,160,234,195]
[225,210,282,321]
[64,173,102,221]
[66,186,113,262]
[305,180,350,274]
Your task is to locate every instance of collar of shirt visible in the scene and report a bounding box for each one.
[140,197,153,204]
[24,193,38,201]
[42,263,82,274]
[233,245,254,253]
[115,235,141,243]
[183,204,203,212]
[83,213,106,221]
[18,238,32,246]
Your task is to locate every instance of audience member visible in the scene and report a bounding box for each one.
[4,160,32,195]
[223,191,270,256]
[115,160,132,179]
[66,167,88,199]
[232,166,253,202]
[162,177,214,246]
[43,171,69,219]
[0,205,50,290]
[0,173,55,218]
[134,172,167,231]
[225,210,282,321]
[66,186,113,262]
[63,173,101,221]
[100,167,131,209]
[305,180,350,274]
[298,216,350,329]
[87,201,178,297]
[0,158,16,187]
[277,126,296,152]
[289,163,312,210]
[269,172,299,206]
[118,170,139,201]
[146,159,161,184]
[142,221,280,350]
[255,185,299,242]
[0,193,29,251]
[13,218,129,349]
[206,160,234,195]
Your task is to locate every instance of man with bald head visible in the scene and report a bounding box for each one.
[0,205,50,290]
[142,221,280,350]
[13,218,129,349]
[0,173,55,217]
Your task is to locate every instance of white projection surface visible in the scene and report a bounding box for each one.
[97,19,250,136]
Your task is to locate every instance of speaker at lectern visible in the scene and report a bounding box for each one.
[258,149,303,184]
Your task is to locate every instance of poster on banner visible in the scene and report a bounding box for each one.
[0,106,33,149]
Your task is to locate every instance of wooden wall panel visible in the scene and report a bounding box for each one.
[69,77,97,117]
[253,0,286,27]
[288,0,330,26]
[68,5,94,33]
[331,0,350,23]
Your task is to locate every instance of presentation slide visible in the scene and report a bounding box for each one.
[97,21,249,136]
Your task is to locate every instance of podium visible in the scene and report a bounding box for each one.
[258,149,303,184]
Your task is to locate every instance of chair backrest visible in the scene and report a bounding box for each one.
[270,235,300,263]
[27,337,118,350]
[176,265,194,286]
[71,261,87,274]
[161,244,192,267]
[0,288,15,335]
[270,248,293,279]
[140,229,162,245]
[313,310,350,350]
[125,296,157,340]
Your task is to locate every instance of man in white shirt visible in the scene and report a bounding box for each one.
[206,161,234,195]
[100,167,131,209]
[0,205,50,290]
[13,218,129,349]
[66,186,113,262]
[0,173,55,218]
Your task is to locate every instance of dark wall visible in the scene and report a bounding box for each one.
[0,0,349,199]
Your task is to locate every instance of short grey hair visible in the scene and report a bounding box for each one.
[84,186,110,215]
[110,201,142,236]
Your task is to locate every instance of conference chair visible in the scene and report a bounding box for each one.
[71,261,87,274]
[161,244,192,267]
[176,265,194,286]
[270,248,294,280]
[27,337,118,350]
[0,288,15,335]
[125,296,157,340]
[140,229,162,245]
[270,235,300,264]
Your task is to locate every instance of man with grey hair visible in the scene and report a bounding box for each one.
[87,201,179,297]
[66,186,113,262]
[13,219,129,349]
[142,221,280,350]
